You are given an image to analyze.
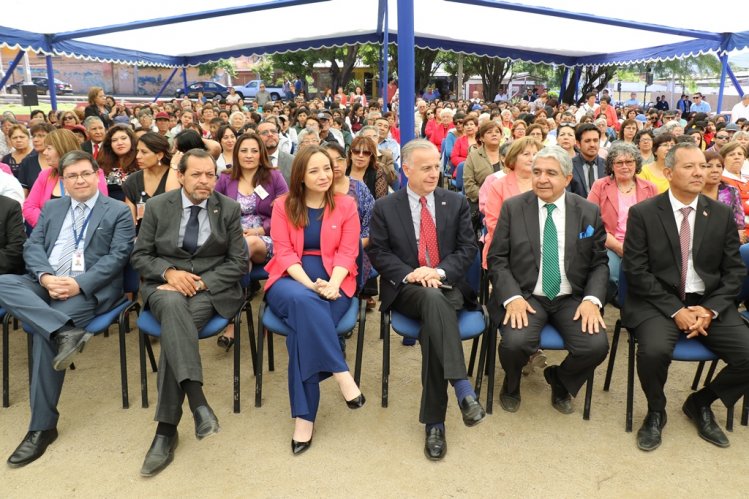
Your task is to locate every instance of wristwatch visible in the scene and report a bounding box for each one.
[436,268,446,281]
[196,280,206,292]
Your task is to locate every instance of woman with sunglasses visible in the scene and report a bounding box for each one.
[265,145,364,454]
[346,135,388,200]
[450,116,479,170]
[60,112,80,127]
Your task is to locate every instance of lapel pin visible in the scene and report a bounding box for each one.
[441,201,446,205]
[213,209,218,213]
[702,211,707,216]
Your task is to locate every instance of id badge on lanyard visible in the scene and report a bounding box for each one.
[71,205,94,273]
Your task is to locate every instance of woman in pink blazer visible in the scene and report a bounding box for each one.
[588,142,657,303]
[23,129,107,227]
[264,145,364,455]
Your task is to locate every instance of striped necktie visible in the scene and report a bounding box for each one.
[542,203,561,299]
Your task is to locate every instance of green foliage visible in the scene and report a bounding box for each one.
[197,59,236,78]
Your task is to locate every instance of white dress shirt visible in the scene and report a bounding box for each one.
[178,189,211,248]
[48,191,99,273]
[668,191,705,294]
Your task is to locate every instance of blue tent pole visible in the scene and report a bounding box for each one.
[153,67,179,102]
[0,51,26,90]
[45,55,58,112]
[717,53,729,114]
[559,67,569,100]
[573,66,581,102]
[181,67,188,95]
[398,0,415,146]
[727,65,744,98]
[381,1,389,112]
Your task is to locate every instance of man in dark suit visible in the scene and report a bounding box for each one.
[569,123,606,198]
[0,151,135,467]
[487,145,609,415]
[368,139,486,461]
[81,116,106,158]
[131,148,248,476]
[0,194,26,275]
[622,142,749,451]
[257,120,293,185]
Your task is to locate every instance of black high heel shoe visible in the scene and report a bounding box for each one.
[291,437,312,455]
[217,335,234,352]
[345,393,366,409]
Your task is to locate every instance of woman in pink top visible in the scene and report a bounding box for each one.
[450,116,479,169]
[588,142,656,304]
[482,137,542,268]
[23,129,107,227]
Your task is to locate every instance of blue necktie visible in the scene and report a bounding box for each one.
[182,205,201,254]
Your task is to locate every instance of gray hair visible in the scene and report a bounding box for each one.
[178,148,216,174]
[58,150,99,176]
[605,142,643,175]
[440,108,455,119]
[533,145,573,176]
[297,129,320,144]
[83,116,104,130]
[594,118,608,127]
[732,131,749,141]
[359,125,378,137]
[402,139,438,167]
[665,142,700,169]
[229,111,245,123]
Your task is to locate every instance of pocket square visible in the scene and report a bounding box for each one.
[579,225,594,239]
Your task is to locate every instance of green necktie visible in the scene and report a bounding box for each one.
[542,203,561,299]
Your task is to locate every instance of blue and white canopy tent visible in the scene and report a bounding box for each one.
[1,0,749,143]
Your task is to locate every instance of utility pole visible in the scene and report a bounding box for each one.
[457,54,464,100]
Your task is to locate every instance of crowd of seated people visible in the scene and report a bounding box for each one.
[0,85,748,475]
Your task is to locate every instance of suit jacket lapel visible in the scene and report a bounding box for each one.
[395,189,418,259]
[83,196,106,248]
[656,193,681,272]
[523,194,541,269]
[434,189,448,258]
[564,195,580,273]
[692,195,709,258]
[196,194,221,254]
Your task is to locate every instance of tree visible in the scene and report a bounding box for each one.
[413,48,441,95]
[653,55,722,93]
[560,65,618,105]
[197,59,237,85]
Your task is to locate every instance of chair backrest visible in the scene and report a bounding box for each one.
[454,162,465,190]
[123,261,140,295]
[737,243,749,303]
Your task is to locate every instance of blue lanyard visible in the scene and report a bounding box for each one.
[71,204,94,249]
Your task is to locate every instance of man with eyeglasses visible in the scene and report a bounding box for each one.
[0,150,135,468]
[257,120,294,186]
[690,93,711,114]
[131,149,248,476]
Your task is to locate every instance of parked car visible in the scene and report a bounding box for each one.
[232,80,284,101]
[7,77,73,95]
[175,81,230,99]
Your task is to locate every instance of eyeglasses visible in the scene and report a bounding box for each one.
[352,149,372,157]
[612,160,636,168]
[693,96,701,100]
[258,130,278,136]
[63,171,97,182]
[454,120,464,125]
[716,135,729,140]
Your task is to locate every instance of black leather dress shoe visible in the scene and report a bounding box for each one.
[345,393,366,409]
[424,426,447,461]
[140,432,179,477]
[499,380,521,413]
[682,394,730,448]
[460,395,486,426]
[637,411,667,451]
[544,366,574,415]
[291,437,312,455]
[52,328,93,371]
[193,405,220,440]
[7,429,58,468]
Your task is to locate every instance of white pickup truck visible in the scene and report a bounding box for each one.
[232,80,284,101]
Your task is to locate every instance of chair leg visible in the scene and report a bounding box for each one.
[139,332,149,409]
[626,332,635,432]
[353,299,366,387]
[233,311,241,414]
[255,303,265,408]
[381,312,390,408]
[692,362,706,391]
[145,338,157,373]
[726,403,734,432]
[741,393,748,426]
[704,359,718,386]
[2,313,10,408]
[583,372,594,420]
[245,300,257,376]
[486,322,497,414]
[118,313,129,410]
[267,328,275,372]
[603,319,621,392]
[474,330,488,398]
[467,337,479,377]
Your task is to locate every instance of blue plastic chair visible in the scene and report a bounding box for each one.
[450,161,465,192]
[3,264,141,409]
[137,275,247,414]
[254,248,367,408]
[380,252,490,408]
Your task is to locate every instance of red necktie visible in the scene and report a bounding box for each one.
[93,143,99,158]
[679,206,693,300]
[418,196,440,267]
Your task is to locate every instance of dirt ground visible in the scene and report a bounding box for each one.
[1,296,748,498]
